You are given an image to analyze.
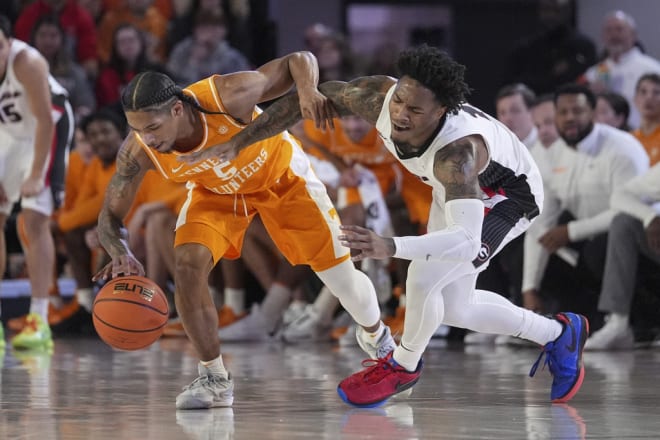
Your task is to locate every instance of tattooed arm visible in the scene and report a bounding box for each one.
[94,134,153,280]
[180,75,396,164]
[433,135,488,201]
[340,135,489,263]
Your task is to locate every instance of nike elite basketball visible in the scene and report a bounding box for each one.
[92,276,169,350]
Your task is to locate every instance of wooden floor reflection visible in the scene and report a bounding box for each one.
[1,335,659,439]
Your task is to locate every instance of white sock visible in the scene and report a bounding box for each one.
[76,288,94,312]
[260,283,292,333]
[608,313,629,326]
[30,297,49,322]
[517,309,563,345]
[200,354,228,378]
[312,287,339,326]
[224,287,245,314]
[393,344,421,372]
[364,320,385,340]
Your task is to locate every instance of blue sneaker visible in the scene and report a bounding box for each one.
[529,312,589,403]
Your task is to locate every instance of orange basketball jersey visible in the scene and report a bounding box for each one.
[138,76,296,194]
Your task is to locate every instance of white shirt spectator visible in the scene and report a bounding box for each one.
[523,123,649,291]
[585,47,660,129]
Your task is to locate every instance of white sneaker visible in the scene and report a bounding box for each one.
[584,317,634,351]
[282,301,307,327]
[464,331,497,345]
[217,304,269,342]
[176,364,234,410]
[176,407,234,440]
[356,324,396,359]
[281,305,330,342]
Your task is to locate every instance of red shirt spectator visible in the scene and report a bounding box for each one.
[14,0,98,78]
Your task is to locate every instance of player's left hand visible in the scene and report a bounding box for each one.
[178,140,238,165]
[20,175,44,198]
[298,88,336,130]
[339,225,395,261]
[538,225,570,253]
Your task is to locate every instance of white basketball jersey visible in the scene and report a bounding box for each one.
[375,85,544,218]
[0,39,67,141]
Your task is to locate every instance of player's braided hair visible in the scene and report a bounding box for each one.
[396,44,471,115]
[121,71,245,124]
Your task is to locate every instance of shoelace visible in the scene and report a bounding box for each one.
[183,374,226,391]
[529,341,562,378]
[359,357,401,384]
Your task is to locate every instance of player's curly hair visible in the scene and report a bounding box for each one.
[121,71,245,123]
[396,44,471,114]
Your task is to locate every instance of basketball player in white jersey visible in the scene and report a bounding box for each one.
[0,15,74,350]
[184,45,589,406]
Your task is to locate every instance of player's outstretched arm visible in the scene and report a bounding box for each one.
[181,75,395,164]
[96,134,152,278]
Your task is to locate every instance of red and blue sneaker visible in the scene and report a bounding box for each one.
[529,312,589,403]
[337,352,422,408]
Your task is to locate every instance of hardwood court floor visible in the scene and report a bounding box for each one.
[1,335,658,439]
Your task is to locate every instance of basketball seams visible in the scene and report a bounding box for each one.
[94,298,169,316]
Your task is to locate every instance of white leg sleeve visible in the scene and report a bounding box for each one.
[442,285,562,346]
[315,259,381,328]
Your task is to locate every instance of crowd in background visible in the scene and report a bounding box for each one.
[2,0,660,353]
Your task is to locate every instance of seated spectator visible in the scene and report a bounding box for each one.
[14,0,99,79]
[522,84,649,318]
[595,91,631,131]
[97,0,168,64]
[31,15,96,122]
[315,32,357,82]
[495,83,538,148]
[585,163,660,350]
[529,94,566,180]
[584,10,660,129]
[167,11,250,85]
[96,23,167,108]
[632,73,660,165]
[102,0,173,21]
[168,0,252,58]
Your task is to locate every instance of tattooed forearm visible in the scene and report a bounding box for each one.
[97,145,144,259]
[433,139,481,201]
[319,76,392,125]
[232,75,393,152]
[98,200,130,259]
[232,93,302,152]
[116,145,141,178]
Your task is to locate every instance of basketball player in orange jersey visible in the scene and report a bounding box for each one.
[92,51,396,410]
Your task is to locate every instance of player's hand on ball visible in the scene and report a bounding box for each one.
[93,254,145,282]
[339,225,395,261]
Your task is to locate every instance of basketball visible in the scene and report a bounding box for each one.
[92,276,169,350]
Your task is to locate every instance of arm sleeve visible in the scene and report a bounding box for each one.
[393,199,483,262]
